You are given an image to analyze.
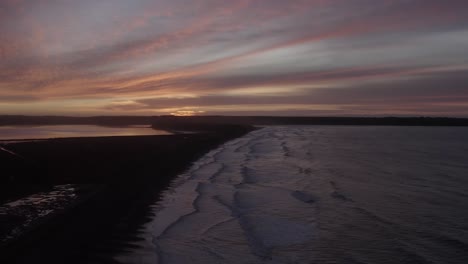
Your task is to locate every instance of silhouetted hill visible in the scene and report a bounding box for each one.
[1,115,468,127]
[151,116,468,127]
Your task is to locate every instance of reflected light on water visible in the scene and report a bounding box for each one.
[0,125,171,140]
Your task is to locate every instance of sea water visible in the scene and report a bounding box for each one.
[0,125,170,140]
[118,126,468,264]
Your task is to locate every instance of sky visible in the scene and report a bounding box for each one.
[1,0,468,117]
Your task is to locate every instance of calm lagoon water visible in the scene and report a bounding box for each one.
[0,125,170,140]
[118,126,468,264]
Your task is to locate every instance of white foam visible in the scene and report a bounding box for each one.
[117,125,468,264]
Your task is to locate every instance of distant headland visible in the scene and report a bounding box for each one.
[1,115,468,127]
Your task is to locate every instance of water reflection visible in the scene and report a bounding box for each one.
[0,184,96,243]
[0,125,170,140]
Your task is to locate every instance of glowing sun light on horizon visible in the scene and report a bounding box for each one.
[170,110,206,116]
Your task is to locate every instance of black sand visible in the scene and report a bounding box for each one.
[0,124,254,263]
[2,115,467,263]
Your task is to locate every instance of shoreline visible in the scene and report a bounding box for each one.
[0,124,255,263]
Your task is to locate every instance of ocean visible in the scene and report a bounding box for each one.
[118,126,468,264]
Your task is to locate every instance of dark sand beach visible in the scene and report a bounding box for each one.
[2,1,468,262]
[0,122,254,263]
[1,116,468,263]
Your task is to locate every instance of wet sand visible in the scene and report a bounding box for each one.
[0,124,254,263]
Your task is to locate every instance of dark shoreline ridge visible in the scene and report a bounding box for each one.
[0,123,255,263]
[1,115,468,127]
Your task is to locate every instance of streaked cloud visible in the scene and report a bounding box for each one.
[1,0,468,116]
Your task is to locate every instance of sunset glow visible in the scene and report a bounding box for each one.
[1,0,468,116]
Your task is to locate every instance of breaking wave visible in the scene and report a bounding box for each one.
[116,126,468,264]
